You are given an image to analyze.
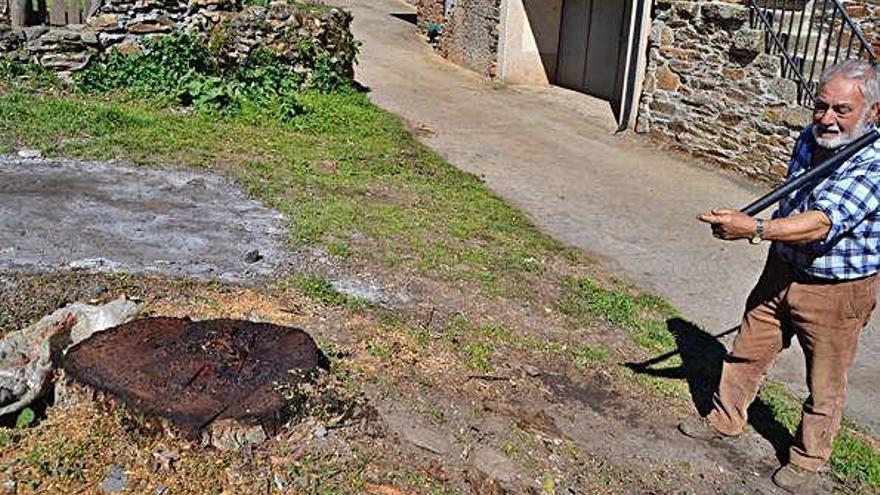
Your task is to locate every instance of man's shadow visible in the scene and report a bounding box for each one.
[626,317,794,464]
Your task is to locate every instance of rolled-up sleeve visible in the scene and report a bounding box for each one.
[808,171,880,251]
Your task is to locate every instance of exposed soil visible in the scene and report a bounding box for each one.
[0,160,849,494]
[0,265,844,494]
[0,156,290,282]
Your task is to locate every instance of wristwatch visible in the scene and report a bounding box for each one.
[749,218,765,245]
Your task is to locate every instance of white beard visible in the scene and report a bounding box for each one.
[813,114,873,149]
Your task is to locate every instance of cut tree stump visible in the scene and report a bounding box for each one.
[62,317,328,447]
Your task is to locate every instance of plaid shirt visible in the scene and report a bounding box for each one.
[773,125,880,280]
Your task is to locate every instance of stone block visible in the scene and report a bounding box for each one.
[39,51,92,71]
[659,46,689,60]
[700,2,748,30]
[656,64,681,91]
[650,100,678,115]
[670,1,699,20]
[127,16,174,33]
[729,27,763,64]
[768,77,798,103]
[113,40,142,55]
[89,14,122,31]
[767,105,811,129]
[98,32,128,46]
[721,66,745,81]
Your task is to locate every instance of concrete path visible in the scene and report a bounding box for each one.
[333,0,880,435]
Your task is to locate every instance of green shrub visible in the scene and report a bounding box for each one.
[73,30,354,119]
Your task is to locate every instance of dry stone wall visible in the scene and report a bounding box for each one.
[637,0,879,181]
[0,0,354,74]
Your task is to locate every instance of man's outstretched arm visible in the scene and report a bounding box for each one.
[697,208,831,244]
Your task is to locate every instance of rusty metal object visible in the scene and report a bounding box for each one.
[62,317,327,438]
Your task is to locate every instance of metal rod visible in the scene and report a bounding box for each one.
[845,33,854,60]
[741,129,880,216]
[753,5,817,102]
[833,5,846,64]
[785,1,797,52]
[821,7,838,73]
[776,1,786,51]
[794,0,809,69]
[808,0,828,91]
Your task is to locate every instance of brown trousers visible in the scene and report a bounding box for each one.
[707,249,877,471]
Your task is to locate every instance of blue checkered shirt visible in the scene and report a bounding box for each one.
[773,125,880,280]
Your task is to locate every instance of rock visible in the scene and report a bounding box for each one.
[113,41,141,55]
[16,149,41,159]
[40,50,92,71]
[127,16,173,34]
[98,32,128,46]
[768,105,810,129]
[470,446,517,484]
[3,479,15,494]
[89,14,121,31]
[730,27,763,64]
[21,25,48,41]
[206,419,268,451]
[100,466,126,494]
[151,449,179,472]
[655,64,681,91]
[383,411,455,456]
[768,77,799,103]
[700,2,747,30]
[313,424,327,439]
[243,249,263,263]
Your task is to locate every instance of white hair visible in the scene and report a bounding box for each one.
[818,59,880,107]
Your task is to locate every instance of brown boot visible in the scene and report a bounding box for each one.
[677,417,735,441]
[772,463,816,493]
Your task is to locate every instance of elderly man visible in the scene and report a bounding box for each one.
[679,59,880,493]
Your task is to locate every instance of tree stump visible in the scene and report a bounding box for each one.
[62,317,328,448]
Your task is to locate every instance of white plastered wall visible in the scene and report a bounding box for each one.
[497,0,563,85]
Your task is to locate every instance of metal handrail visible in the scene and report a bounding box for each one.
[748,0,878,107]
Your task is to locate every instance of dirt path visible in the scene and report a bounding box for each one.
[333,0,880,437]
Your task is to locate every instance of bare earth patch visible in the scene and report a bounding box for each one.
[0,156,290,282]
[0,264,842,494]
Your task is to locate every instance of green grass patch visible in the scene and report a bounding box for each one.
[279,274,370,310]
[557,276,676,351]
[572,345,609,370]
[0,87,562,297]
[759,383,880,489]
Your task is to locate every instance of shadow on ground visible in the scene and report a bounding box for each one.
[390,12,417,25]
[626,318,794,464]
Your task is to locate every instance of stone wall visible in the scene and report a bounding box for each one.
[636,0,880,182]
[0,0,354,74]
[416,0,444,27]
[844,0,880,57]
[418,0,500,77]
[439,0,500,77]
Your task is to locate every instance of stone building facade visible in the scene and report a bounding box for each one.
[416,0,880,181]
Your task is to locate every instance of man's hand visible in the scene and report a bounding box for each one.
[698,208,758,241]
